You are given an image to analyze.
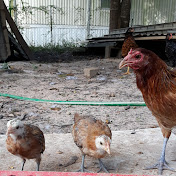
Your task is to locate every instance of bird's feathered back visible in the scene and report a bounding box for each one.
[6,122,45,159]
[165,36,176,59]
[122,28,138,58]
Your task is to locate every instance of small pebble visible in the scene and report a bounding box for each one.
[125,105,130,110]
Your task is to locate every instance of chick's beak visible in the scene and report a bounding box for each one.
[105,144,111,155]
[7,127,15,134]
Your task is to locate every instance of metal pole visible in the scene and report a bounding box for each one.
[49,6,53,44]
[13,0,17,25]
[86,0,91,39]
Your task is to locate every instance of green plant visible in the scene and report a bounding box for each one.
[30,41,81,54]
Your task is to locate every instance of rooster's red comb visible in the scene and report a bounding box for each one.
[129,48,133,54]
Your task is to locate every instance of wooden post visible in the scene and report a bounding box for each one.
[105,46,112,59]
[3,1,33,60]
[0,0,10,61]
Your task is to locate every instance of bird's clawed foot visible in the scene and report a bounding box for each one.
[97,159,109,173]
[123,67,130,75]
[76,167,91,173]
[144,160,176,175]
[76,155,91,172]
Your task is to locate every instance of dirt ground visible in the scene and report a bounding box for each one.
[0,54,158,135]
[0,53,167,175]
[1,128,176,176]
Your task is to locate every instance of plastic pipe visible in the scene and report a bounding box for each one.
[0,93,146,106]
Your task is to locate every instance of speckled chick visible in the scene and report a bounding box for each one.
[6,119,45,171]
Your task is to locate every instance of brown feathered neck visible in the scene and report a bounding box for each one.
[124,32,134,40]
[134,55,176,94]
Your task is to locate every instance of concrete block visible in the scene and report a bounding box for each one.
[84,67,99,78]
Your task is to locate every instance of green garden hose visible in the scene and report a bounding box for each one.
[0,93,146,106]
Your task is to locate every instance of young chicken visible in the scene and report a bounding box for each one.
[6,119,45,171]
[72,113,112,173]
[165,33,176,67]
[119,48,176,175]
[121,27,138,75]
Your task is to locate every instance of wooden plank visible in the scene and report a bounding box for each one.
[3,1,33,60]
[0,0,10,61]
[87,41,117,48]
[88,35,174,45]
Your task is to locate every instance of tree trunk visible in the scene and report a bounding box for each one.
[109,0,121,33]
[120,0,131,28]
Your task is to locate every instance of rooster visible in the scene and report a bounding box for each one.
[6,119,45,171]
[119,48,176,175]
[121,27,138,75]
[165,33,176,67]
[72,113,112,173]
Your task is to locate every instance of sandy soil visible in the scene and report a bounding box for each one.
[0,55,158,135]
[1,128,176,176]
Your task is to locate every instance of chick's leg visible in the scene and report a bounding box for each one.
[145,138,175,175]
[80,154,85,172]
[21,159,26,171]
[77,154,90,172]
[123,67,130,75]
[97,159,109,173]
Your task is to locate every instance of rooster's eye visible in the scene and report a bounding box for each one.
[135,55,141,59]
[100,142,103,145]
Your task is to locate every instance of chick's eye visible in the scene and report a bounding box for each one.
[100,142,103,145]
[16,126,19,129]
[135,55,141,59]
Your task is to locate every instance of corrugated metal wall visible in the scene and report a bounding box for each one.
[16,0,109,26]
[4,0,176,46]
[131,0,176,26]
[12,0,109,45]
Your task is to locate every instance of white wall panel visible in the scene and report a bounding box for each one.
[20,24,109,46]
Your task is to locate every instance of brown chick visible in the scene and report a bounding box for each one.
[72,113,112,173]
[121,27,138,75]
[6,119,45,171]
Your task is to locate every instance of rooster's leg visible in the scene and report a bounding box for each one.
[36,157,41,171]
[36,161,40,171]
[145,138,175,175]
[123,67,130,75]
[77,154,90,172]
[21,159,26,171]
[97,159,109,173]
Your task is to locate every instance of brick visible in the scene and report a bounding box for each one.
[84,67,99,78]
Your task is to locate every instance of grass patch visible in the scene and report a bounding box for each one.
[30,40,81,54]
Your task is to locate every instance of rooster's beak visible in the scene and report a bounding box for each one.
[119,49,133,69]
[119,58,129,69]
